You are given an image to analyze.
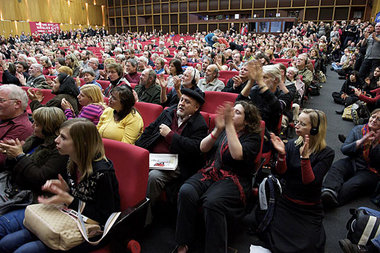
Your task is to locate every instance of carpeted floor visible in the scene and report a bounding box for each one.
[137,68,377,253]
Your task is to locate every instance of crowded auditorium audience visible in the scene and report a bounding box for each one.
[0,19,379,252]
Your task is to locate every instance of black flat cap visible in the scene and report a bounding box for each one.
[181,88,205,105]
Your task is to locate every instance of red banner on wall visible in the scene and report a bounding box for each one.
[29,22,60,34]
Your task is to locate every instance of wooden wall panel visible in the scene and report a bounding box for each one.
[0,0,107,36]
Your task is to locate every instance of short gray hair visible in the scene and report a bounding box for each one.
[82,68,96,77]
[31,63,43,73]
[263,65,281,83]
[0,84,29,110]
[139,56,148,65]
[127,58,138,67]
[89,57,99,66]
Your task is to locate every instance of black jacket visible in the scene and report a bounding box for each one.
[67,159,120,225]
[6,135,68,193]
[237,86,292,134]
[135,106,208,180]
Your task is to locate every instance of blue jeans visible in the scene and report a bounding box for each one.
[359,207,380,249]
[0,209,48,253]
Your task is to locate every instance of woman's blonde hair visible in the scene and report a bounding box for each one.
[295,109,327,154]
[58,66,73,76]
[33,107,66,136]
[80,84,105,106]
[61,118,105,180]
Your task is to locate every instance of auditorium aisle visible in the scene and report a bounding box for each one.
[137,69,373,253]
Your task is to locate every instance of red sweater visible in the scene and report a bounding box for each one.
[359,87,380,104]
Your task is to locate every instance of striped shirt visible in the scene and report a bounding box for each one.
[64,104,105,125]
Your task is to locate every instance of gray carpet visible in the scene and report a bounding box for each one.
[138,69,377,253]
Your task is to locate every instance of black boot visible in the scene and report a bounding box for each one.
[338,134,346,143]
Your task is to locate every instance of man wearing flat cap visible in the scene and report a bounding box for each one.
[136,88,208,221]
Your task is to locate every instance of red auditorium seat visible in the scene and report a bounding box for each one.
[255,120,266,172]
[21,87,56,114]
[218,71,239,82]
[199,111,210,132]
[201,91,238,114]
[97,80,111,90]
[134,101,163,129]
[91,139,150,253]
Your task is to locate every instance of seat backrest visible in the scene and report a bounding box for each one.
[254,120,266,172]
[219,71,239,82]
[201,91,238,114]
[199,111,210,131]
[134,101,163,130]
[97,80,111,90]
[102,138,149,210]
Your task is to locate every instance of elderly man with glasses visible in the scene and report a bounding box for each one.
[0,85,33,168]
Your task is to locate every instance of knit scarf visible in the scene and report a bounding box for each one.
[361,124,379,174]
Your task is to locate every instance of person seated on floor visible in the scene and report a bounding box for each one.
[28,73,80,115]
[332,48,351,72]
[363,66,380,94]
[238,61,292,135]
[135,89,208,222]
[97,85,143,144]
[159,67,202,107]
[134,69,161,105]
[261,109,334,253]
[103,63,130,98]
[197,64,225,92]
[61,84,106,125]
[124,58,141,84]
[354,82,380,112]
[333,71,364,113]
[0,107,68,194]
[222,62,249,94]
[174,101,262,253]
[321,108,380,208]
[0,85,33,168]
[0,118,120,252]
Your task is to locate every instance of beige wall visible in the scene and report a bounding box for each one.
[0,0,107,36]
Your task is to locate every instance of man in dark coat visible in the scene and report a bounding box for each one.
[135,88,208,213]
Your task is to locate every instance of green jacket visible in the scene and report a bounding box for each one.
[134,83,161,105]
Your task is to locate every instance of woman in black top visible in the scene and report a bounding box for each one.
[174,101,262,253]
[262,109,334,253]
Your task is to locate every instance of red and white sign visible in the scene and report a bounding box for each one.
[29,22,60,34]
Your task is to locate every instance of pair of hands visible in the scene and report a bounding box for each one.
[214,102,234,130]
[246,60,266,87]
[61,98,74,111]
[0,138,25,159]
[15,72,26,86]
[38,174,74,206]
[270,133,311,158]
[358,129,380,147]
[27,88,44,102]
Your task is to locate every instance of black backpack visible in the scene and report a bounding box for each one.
[345,208,380,247]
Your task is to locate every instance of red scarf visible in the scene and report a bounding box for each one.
[361,124,380,174]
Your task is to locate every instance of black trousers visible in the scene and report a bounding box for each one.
[359,58,380,79]
[175,172,245,253]
[322,157,378,205]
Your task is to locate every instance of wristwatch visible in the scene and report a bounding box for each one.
[15,153,26,162]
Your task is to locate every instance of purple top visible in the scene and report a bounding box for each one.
[65,104,105,125]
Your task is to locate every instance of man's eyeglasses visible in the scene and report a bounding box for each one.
[0,98,18,103]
